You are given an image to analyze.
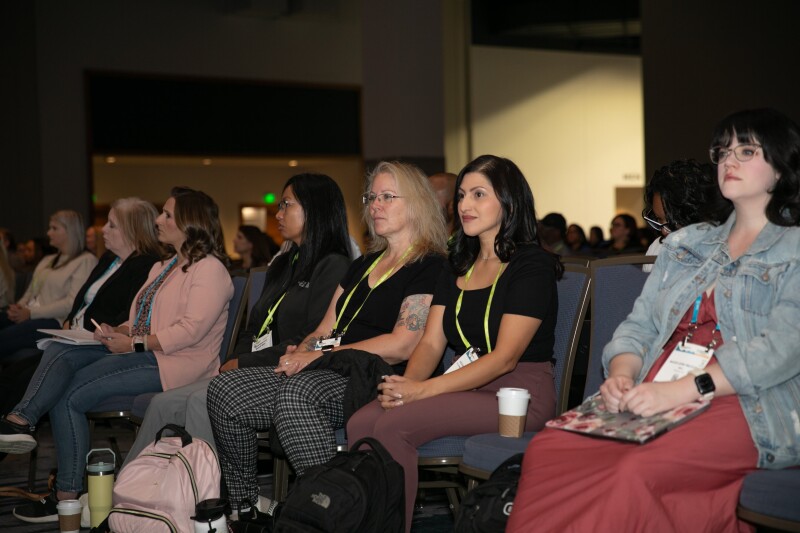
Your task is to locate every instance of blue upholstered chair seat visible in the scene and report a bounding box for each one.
[461,432,537,473]
[418,435,468,459]
[739,469,800,522]
[89,394,137,413]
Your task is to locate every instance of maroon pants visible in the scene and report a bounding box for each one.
[347,362,555,532]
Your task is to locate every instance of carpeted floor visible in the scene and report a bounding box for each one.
[0,420,455,532]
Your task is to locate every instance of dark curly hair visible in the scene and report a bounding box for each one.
[710,108,800,226]
[449,154,562,278]
[170,186,229,271]
[646,159,732,230]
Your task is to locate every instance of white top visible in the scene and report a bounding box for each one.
[20,252,98,324]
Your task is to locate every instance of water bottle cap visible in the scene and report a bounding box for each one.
[87,460,115,473]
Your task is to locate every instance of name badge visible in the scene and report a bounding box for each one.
[652,341,712,383]
[251,330,273,352]
[444,347,481,374]
[314,335,342,351]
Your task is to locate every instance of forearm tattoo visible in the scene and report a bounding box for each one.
[304,336,322,350]
[396,294,431,332]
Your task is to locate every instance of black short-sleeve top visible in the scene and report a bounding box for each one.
[336,251,446,346]
[432,244,557,363]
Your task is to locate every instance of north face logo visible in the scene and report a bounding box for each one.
[311,492,331,509]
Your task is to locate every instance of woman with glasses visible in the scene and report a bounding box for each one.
[7,187,233,523]
[207,161,447,524]
[508,108,800,532]
[641,159,730,270]
[348,155,561,531]
[123,173,354,464]
[599,213,644,256]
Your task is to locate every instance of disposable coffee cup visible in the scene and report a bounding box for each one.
[56,499,82,533]
[497,387,530,438]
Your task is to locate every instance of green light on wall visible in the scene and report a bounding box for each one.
[263,193,276,204]
[91,194,97,204]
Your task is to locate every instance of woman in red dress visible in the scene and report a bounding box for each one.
[508,108,800,532]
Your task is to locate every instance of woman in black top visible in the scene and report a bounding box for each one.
[207,161,448,521]
[348,155,561,531]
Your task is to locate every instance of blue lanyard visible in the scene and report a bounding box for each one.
[685,294,721,348]
[133,256,178,330]
[82,256,120,307]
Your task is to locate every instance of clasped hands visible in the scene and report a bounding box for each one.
[6,304,31,323]
[377,376,426,410]
[600,375,689,418]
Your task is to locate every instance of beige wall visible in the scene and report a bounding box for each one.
[470,46,644,233]
[93,156,366,257]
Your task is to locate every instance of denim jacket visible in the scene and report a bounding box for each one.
[603,213,800,469]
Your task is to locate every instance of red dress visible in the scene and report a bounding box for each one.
[507,293,758,532]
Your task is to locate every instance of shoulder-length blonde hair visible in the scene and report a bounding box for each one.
[111,197,163,259]
[50,210,86,269]
[363,161,448,262]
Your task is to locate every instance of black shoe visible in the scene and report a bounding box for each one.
[230,504,279,533]
[13,492,58,523]
[0,417,37,454]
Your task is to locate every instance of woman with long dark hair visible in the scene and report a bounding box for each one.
[4,187,233,523]
[508,109,800,532]
[230,224,272,275]
[123,173,354,463]
[347,154,562,530]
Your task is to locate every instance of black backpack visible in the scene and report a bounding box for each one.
[454,453,524,532]
[274,437,404,533]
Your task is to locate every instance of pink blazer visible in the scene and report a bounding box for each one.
[122,255,234,391]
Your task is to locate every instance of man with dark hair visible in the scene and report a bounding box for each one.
[540,212,569,255]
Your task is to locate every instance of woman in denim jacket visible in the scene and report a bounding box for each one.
[508,108,800,533]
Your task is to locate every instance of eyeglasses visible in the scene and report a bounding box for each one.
[709,143,762,165]
[642,209,673,234]
[277,200,297,211]
[362,193,404,205]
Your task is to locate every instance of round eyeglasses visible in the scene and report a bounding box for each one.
[277,200,297,211]
[709,143,762,165]
[362,193,404,205]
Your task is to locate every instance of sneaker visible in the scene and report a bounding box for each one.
[13,493,58,523]
[230,497,280,533]
[0,417,37,454]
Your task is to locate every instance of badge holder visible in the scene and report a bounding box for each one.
[445,347,481,374]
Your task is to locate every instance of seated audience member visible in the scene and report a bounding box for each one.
[207,161,447,525]
[0,243,14,310]
[566,223,592,255]
[84,225,106,258]
[0,211,97,354]
[428,172,458,234]
[229,225,272,276]
[508,108,800,532]
[0,198,162,418]
[123,173,353,464]
[348,155,561,531]
[0,228,24,273]
[1,187,233,524]
[588,225,604,249]
[643,159,729,260]
[597,213,645,255]
[539,212,569,255]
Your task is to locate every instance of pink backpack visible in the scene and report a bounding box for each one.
[108,424,221,533]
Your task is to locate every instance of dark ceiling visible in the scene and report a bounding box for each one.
[471,0,641,55]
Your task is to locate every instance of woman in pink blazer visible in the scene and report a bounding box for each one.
[5,187,233,524]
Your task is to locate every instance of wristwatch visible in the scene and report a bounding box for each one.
[133,336,145,353]
[689,368,715,401]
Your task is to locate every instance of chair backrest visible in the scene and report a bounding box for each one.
[584,255,656,398]
[560,256,591,268]
[220,275,249,362]
[553,263,591,414]
[247,266,269,321]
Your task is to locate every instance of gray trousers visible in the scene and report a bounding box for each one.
[122,378,215,468]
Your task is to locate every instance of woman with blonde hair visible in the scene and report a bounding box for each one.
[208,161,448,525]
[0,210,97,359]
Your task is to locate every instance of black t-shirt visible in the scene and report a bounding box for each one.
[336,251,445,346]
[432,244,557,363]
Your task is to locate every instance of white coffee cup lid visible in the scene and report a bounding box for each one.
[57,499,82,511]
[496,387,530,399]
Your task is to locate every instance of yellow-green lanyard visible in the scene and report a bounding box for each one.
[454,261,506,353]
[334,245,414,335]
[255,253,298,339]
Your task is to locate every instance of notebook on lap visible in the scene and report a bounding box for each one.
[545,394,709,444]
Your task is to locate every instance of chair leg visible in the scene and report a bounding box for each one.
[466,477,479,491]
[272,457,290,502]
[445,487,460,516]
[27,446,38,492]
